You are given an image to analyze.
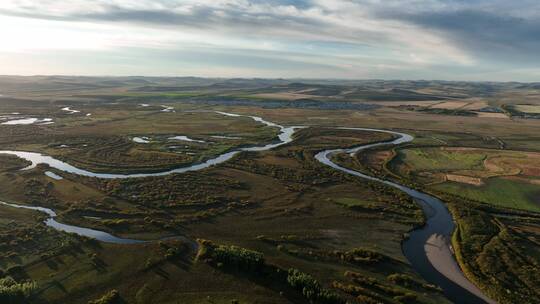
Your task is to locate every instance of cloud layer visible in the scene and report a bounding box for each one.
[0,0,539,80]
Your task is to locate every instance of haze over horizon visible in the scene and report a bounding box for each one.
[1,0,539,81]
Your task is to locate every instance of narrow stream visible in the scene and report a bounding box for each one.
[0,111,300,244]
[315,128,495,304]
[0,111,302,179]
[0,200,143,244]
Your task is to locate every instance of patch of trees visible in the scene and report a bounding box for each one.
[387,273,440,292]
[197,239,346,304]
[329,155,425,225]
[346,271,418,302]
[445,193,540,303]
[84,173,245,208]
[174,200,255,224]
[0,276,37,304]
[23,179,59,207]
[287,268,344,304]
[272,243,390,267]
[333,271,420,304]
[0,155,31,172]
[332,281,381,304]
[0,225,70,260]
[228,158,332,184]
[143,241,188,271]
[336,248,384,265]
[417,107,478,117]
[197,239,265,272]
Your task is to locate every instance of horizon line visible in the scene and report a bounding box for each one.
[0,74,538,84]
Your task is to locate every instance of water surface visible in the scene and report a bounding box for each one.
[61,107,81,114]
[45,171,63,180]
[168,135,206,143]
[1,118,53,125]
[132,137,151,143]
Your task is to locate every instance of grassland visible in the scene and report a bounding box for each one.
[0,123,447,303]
[435,178,540,212]
[1,76,540,303]
[396,148,486,172]
[387,147,540,212]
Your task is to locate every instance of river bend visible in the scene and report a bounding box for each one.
[315,127,495,304]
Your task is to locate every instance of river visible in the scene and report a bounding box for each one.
[0,112,494,303]
[0,111,302,179]
[0,200,143,244]
[315,128,495,304]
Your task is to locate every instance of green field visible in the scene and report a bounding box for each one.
[389,146,540,212]
[397,148,485,171]
[434,177,540,212]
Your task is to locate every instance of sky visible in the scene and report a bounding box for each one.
[0,0,539,81]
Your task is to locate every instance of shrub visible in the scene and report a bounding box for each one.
[341,248,383,264]
[356,294,379,304]
[387,273,440,291]
[394,293,417,303]
[88,289,121,304]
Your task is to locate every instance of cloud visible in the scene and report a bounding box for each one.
[377,2,540,65]
[0,1,459,55]
[0,0,538,80]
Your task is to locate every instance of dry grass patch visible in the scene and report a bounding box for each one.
[445,174,483,186]
[515,104,540,114]
[474,112,509,119]
[430,101,467,110]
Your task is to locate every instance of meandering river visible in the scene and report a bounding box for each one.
[0,112,302,179]
[315,128,495,304]
[0,200,143,244]
[0,111,494,303]
[0,111,298,244]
